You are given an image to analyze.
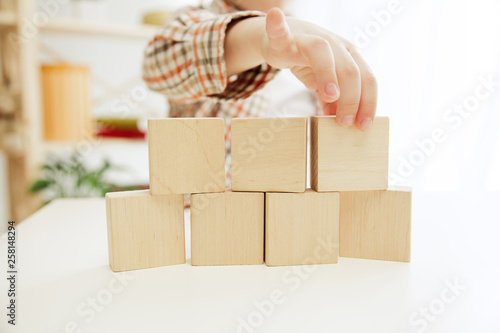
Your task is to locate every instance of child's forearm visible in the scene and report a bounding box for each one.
[224,17,267,77]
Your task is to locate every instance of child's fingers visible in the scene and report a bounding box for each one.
[348,49,378,131]
[295,35,339,104]
[320,99,338,116]
[329,46,362,127]
[265,8,294,53]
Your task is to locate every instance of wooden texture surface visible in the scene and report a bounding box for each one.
[148,118,225,195]
[339,188,412,262]
[105,190,185,272]
[265,189,339,266]
[231,117,307,192]
[311,116,389,192]
[191,190,264,266]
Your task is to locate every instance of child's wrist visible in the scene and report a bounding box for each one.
[224,16,267,75]
[241,16,266,65]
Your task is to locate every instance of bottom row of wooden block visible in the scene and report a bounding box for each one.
[106,188,412,272]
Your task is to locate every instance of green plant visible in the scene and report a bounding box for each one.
[30,152,135,205]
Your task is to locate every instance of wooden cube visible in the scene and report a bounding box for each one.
[231,117,307,192]
[339,187,412,262]
[265,189,339,266]
[311,116,389,192]
[105,190,185,272]
[148,118,225,195]
[190,190,264,265]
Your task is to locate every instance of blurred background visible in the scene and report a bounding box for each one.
[0,0,499,229]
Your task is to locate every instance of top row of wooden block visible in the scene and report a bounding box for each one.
[148,116,390,194]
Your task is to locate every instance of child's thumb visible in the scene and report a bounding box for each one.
[265,8,293,52]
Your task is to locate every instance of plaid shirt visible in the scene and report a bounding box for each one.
[142,0,280,142]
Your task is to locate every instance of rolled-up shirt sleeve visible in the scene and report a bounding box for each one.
[142,8,279,102]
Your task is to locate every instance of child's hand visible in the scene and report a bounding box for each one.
[262,8,377,131]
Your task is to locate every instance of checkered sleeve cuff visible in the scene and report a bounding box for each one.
[143,9,280,102]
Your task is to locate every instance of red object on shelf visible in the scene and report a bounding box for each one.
[95,128,146,139]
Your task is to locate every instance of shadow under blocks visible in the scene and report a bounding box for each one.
[105,116,412,272]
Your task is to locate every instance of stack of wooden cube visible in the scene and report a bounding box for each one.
[105,116,411,272]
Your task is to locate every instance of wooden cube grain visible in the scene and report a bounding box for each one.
[231,117,307,192]
[265,189,339,266]
[148,118,225,195]
[339,187,412,262]
[311,116,389,192]
[190,190,264,265]
[105,190,185,272]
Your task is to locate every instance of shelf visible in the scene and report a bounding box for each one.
[0,11,16,27]
[1,13,158,39]
[41,19,158,39]
[43,137,147,150]
[1,4,158,221]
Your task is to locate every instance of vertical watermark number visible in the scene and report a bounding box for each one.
[6,220,17,325]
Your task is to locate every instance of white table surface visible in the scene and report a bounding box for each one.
[1,190,499,333]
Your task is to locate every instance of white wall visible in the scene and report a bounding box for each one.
[294,0,500,192]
